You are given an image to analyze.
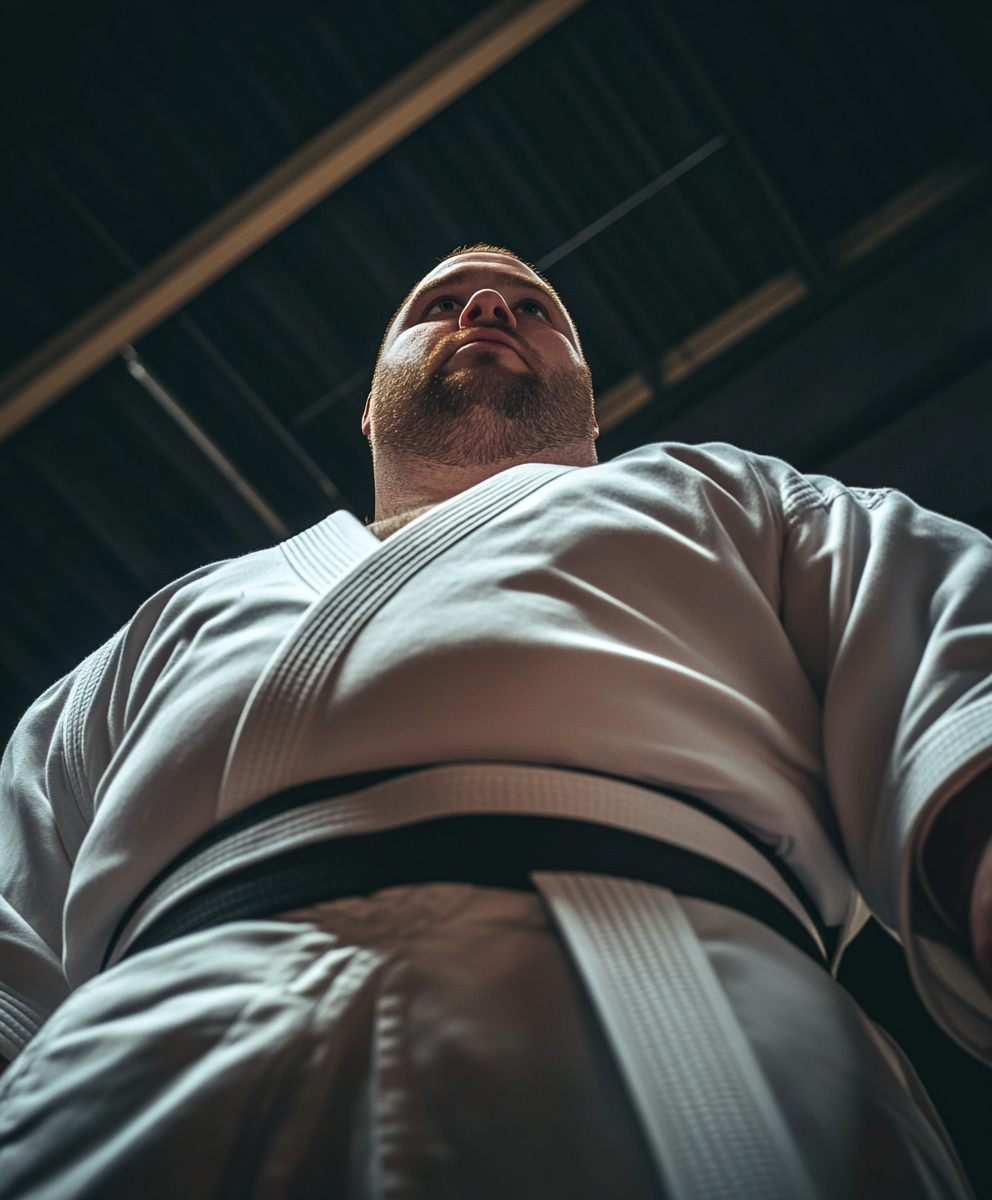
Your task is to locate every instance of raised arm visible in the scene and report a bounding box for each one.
[752,449,992,1060]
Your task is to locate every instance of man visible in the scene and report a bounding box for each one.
[0,244,990,1198]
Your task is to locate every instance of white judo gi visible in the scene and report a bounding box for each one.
[0,441,990,1198]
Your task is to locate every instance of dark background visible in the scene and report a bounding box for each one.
[1,0,991,1189]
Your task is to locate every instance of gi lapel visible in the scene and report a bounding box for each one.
[279,508,380,594]
[218,462,575,817]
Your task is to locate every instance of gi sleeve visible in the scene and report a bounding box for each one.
[0,630,124,1060]
[773,462,992,1062]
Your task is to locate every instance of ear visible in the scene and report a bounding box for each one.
[361,394,372,437]
[592,420,600,441]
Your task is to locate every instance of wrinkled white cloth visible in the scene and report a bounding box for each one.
[2,442,992,1064]
[0,888,968,1199]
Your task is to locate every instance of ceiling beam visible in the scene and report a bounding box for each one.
[0,0,588,442]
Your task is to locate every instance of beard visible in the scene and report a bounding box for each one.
[369,339,596,467]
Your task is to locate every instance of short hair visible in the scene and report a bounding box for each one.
[375,243,577,366]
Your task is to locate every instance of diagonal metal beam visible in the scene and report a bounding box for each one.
[535,135,728,270]
[122,347,291,539]
[32,147,347,507]
[0,0,588,442]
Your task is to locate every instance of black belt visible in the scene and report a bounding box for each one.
[107,765,837,969]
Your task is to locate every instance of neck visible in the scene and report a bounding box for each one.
[368,441,596,523]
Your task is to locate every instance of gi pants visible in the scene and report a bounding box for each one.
[0,884,969,1199]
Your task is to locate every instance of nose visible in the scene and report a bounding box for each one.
[459,289,517,331]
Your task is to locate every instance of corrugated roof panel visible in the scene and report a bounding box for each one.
[663,0,992,242]
[0,0,492,371]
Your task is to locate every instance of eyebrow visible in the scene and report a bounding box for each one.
[404,267,561,317]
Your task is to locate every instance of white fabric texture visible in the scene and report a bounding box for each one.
[0,888,968,1199]
[2,442,992,1063]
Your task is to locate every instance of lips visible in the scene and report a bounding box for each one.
[458,328,517,349]
[445,327,528,365]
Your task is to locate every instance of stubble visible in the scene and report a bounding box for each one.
[369,339,595,467]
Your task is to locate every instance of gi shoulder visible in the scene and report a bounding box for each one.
[779,466,992,555]
[610,440,796,528]
[652,443,855,523]
[624,440,965,532]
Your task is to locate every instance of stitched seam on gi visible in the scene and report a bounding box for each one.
[782,472,898,523]
[890,695,992,1061]
[280,514,375,593]
[780,475,827,520]
[845,486,894,509]
[0,982,48,1050]
[63,631,123,821]
[889,694,992,895]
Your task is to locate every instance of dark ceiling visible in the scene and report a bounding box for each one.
[2,0,992,1188]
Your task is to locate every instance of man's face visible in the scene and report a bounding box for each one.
[364,251,597,466]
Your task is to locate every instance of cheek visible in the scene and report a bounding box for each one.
[383,325,444,369]
[538,328,586,373]
[565,341,586,370]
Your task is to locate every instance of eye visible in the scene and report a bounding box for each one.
[424,296,461,316]
[516,298,550,321]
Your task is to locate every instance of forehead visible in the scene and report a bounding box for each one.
[416,251,546,291]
